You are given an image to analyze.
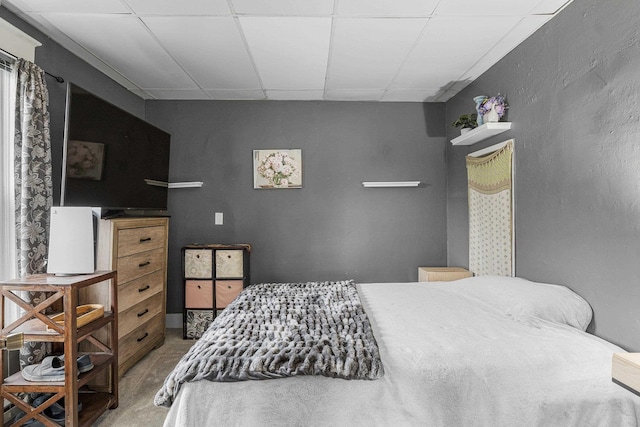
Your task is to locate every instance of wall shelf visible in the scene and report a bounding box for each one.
[450,122,512,146]
[362,181,421,188]
[145,179,203,189]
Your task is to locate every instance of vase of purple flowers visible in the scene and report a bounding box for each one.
[478,94,507,123]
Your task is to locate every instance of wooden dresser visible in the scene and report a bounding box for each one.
[87,217,169,377]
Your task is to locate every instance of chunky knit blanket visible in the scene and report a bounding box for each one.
[155,280,384,407]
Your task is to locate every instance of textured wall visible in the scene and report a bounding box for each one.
[146,101,448,314]
[446,0,640,351]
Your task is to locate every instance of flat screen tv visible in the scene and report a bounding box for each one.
[62,84,171,217]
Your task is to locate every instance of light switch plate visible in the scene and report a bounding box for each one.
[214,212,223,225]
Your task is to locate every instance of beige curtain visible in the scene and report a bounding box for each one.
[466,141,514,276]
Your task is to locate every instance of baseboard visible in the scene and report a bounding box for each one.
[166,313,182,329]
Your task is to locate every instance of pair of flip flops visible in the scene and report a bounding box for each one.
[22,354,94,382]
[13,393,83,426]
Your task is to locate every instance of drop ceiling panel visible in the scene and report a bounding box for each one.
[324,89,384,101]
[381,89,441,102]
[232,0,334,16]
[459,15,550,83]
[391,16,521,90]
[205,89,266,100]
[12,0,129,13]
[239,17,331,90]
[43,14,197,89]
[337,0,439,17]
[434,0,540,16]
[2,0,573,101]
[124,0,231,16]
[266,90,324,100]
[145,89,211,100]
[327,18,427,90]
[142,17,260,90]
[530,0,573,14]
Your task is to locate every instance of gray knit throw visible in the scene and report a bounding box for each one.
[155,280,384,407]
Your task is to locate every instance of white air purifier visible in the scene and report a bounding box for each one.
[47,206,95,275]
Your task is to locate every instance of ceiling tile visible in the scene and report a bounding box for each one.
[336,0,439,16]
[530,0,573,15]
[266,90,324,100]
[44,14,197,90]
[231,0,334,16]
[434,0,539,16]
[2,0,572,101]
[325,89,384,101]
[459,15,550,83]
[145,89,211,99]
[390,16,522,90]
[126,87,152,99]
[327,18,427,90]
[124,0,231,16]
[142,16,261,90]
[239,17,332,90]
[381,89,441,102]
[206,89,267,100]
[16,0,129,13]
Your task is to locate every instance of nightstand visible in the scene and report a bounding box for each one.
[612,353,640,395]
[418,267,473,282]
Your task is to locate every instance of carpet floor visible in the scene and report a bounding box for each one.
[94,328,193,427]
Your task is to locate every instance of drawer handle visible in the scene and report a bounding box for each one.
[227,285,232,289]
[139,261,151,268]
[138,285,150,293]
[139,237,152,243]
[137,332,149,342]
[137,308,149,317]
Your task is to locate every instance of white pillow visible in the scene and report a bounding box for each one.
[443,275,593,331]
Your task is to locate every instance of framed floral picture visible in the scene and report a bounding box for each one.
[253,149,302,189]
[66,140,105,180]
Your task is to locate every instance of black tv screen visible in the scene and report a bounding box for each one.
[62,84,170,214]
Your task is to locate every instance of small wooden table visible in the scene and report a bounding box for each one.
[612,352,640,395]
[0,271,118,426]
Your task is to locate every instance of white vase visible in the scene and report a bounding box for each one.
[460,128,472,135]
[484,106,500,123]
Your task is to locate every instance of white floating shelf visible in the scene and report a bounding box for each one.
[450,122,512,146]
[362,181,421,188]
[145,179,203,189]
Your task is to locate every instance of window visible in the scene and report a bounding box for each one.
[1,54,18,326]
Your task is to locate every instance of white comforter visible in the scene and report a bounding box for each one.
[161,276,640,426]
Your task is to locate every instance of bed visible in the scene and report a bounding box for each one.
[156,276,640,426]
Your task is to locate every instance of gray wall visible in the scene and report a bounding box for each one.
[146,101,447,314]
[445,0,640,351]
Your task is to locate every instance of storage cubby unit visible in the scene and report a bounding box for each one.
[182,244,250,339]
[0,271,118,427]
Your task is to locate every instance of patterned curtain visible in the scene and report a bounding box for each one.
[466,141,514,276]
[13,58,53,367]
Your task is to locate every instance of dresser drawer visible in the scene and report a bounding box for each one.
[215,250,244,278]
[184,249,213,279]
[117,225,166,257]
[119,313,164,365]
[117,248,165,285]
[119,292,163,338]
[118,270,164,312]
[215,280,243,309]
[185,280,213,308]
